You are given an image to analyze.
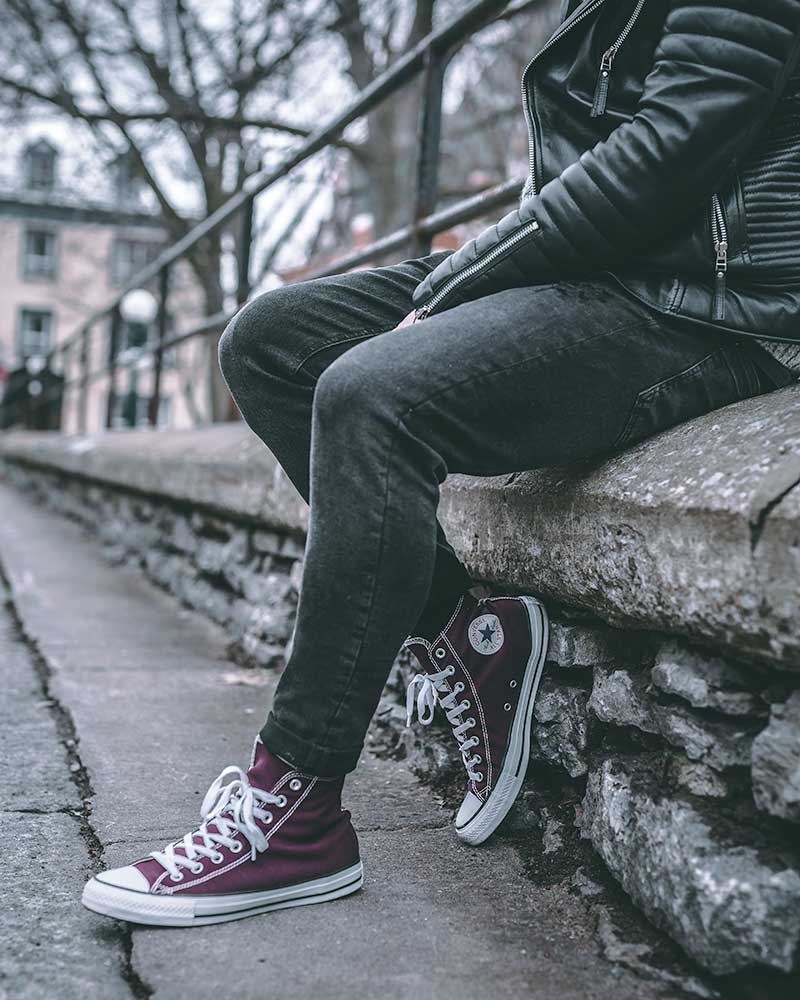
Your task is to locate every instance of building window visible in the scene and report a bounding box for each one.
[23,140,57,192]
[22,228,57,280]
[111,238,160,286]
[18,309,53,360]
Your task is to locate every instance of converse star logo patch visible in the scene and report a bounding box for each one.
[468,613,504,654]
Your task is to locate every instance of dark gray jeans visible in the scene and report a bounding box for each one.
[218,250,793,776]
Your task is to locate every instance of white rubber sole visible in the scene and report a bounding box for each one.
[81,861,364,927]
[456,596,549,846]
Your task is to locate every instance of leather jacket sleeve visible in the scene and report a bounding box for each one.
[411,0,800,315]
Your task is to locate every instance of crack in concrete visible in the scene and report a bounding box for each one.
[2,806,86,817]
[1,562,154,1000]
[748,455,800,551]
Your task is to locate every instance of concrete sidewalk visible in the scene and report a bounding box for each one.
[0,482,667,1000]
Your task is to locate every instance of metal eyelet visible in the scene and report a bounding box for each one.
[509,680,517,688]
[504,702,512,711]
[289,778,303,791]
[277,795,288,807]
[475,755,482,763]
[210,853,224,865]
[190,862,204,874]
[264,812,274,824]
[475,772,484,782]
[453,681,464,694]
[463,700,471,709]
[445,665,455,675]
[229,840,243,853]
[169,872,184,882]
[467,717,476,728]
[435,648,446,659]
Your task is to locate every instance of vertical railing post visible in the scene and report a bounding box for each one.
[409,43,450,257]
[148,264,170,427]
[237,196,254,306]
[78,324,90,434]
[105,305,121,430]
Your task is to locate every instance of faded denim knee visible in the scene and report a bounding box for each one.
[218,285,308,395]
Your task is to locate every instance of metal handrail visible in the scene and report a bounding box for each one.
[9,0,537,431]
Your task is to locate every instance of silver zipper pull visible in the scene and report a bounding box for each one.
[713,240,728,321]
[414,306,430,322]
[591,47,616,117]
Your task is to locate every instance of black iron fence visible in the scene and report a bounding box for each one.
[6,0,538,433]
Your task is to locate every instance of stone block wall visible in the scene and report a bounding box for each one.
[2,404,799,991]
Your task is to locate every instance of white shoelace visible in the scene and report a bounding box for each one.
[149,765,286,881]
[406,666,483,782]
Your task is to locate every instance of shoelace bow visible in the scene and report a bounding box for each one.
[149,765,286,880]
[406,666,483,782]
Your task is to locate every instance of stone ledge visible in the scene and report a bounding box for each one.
[2,381,799,667]
[0,423,309,534]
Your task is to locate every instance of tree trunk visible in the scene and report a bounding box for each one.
[364,81,422,238]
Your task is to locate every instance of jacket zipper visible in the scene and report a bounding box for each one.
[710,193,728,321]
[522,0,609,196]
[591,0,647,117]
[415,219,541,319]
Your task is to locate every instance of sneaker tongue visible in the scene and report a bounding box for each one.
[247,738,294,792]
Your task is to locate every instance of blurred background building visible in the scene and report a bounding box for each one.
[0,140,208,431]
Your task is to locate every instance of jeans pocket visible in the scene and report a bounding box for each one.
[613,346,763,452]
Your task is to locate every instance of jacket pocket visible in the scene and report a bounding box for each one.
[613,345,768,451]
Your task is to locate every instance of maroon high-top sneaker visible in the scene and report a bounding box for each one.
[404,593,549,845]
[82,739,362,926]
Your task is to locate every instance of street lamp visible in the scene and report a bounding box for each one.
[120,288,158,327]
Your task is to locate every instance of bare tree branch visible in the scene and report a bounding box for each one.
[0,74,361,150]
[333,0,374,91]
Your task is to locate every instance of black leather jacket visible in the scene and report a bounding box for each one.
[412,0,800,346]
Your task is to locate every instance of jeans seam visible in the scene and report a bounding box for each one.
[291,328,387,377]
[316,408,405,750]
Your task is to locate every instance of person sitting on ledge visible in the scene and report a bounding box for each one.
[83,0,800,926]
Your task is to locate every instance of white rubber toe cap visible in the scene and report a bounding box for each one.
[455,791,483,829]
[95,865,151,892]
